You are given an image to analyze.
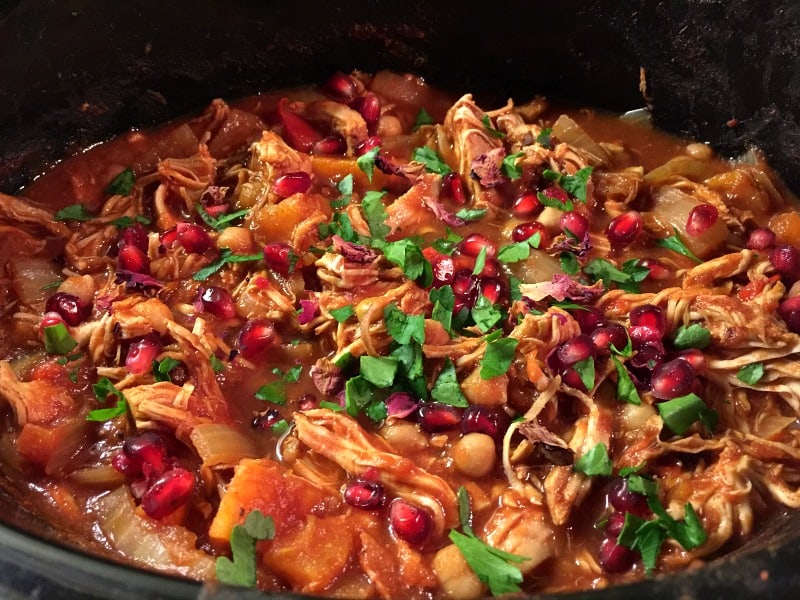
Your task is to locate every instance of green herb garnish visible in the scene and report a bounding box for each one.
[481,114,506,139]
[54,204,94,222]
[611,356,641,405]
[657,392,717,435]
[656,227,702,263]
[106,168,136,196]
[43,323,78,355]
[215,510,275,587]
[736,362,765,385]
[356,146,381,183]
[671,323,711,350]
[574,442,613,476]
[542,166,593,202]
[255,381,287,405]
[330,305,355,323]
[413,107,434,131]
[193,249,262,281]
[480,337,518,380]
[412,146,452,175]
[431,358,469,407]
[152,357,180,383]
[501,151,525,180]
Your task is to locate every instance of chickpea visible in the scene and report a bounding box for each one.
[685,142,712,160]
[452,433,495,477]
[216,226,254,254]
[380,420,427,453]
[432,544,485,599]
[376,114,403,137]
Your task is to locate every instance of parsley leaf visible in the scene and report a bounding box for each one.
[152,357,180,383]
[480,337,518,379]
[573,357,596,391]
[501,151,525,180]
[736,362,765,385]
[195,204,249,231]
[585,258,649,293]
[481,114,506,139]
[412,146,452,175]
[413,107,434,131]
[356,146,381,183]
[255,381,287,405]
[432,229,463,255]
[359,355,398,388]
[330,305,355,323]
[537,191,574,212]
[536,128,552,149]
[111,215,151,228]
[471,294,502,333]
[611,356,641,405]
[543,166,593,202]
[472,247,488,276]
[86,399,128,422]
[656,227,702,263]
[374,238,432,286]
[508,275,522,303]
[384,304,426,345]
[215,510,274,588]
[574,442,613,476]
[361,190,390,240]
[344,375,387,422]
[560,251,581,275]
[497,242,530,264]
[330,174,353,209]
[657,392,717,435]
[54,204,94,222]
[270,419,289,435]
[454,208,487,222]
[431,358,469,407]
[671,323,711,350]
[43,323,78,355]
[193,249,262,281]
[210,354,226,373]
[430,286,455,334]
[106,168,136,196]
[449,530,526,596]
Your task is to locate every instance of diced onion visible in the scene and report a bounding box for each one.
[10,258,62,309]
[69,465,125,488]
[189,423,259,469]
[643,155,719,186]
[648,186,728,259]
[551,115,612,165]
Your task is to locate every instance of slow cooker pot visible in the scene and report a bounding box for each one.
[0,0,799,598]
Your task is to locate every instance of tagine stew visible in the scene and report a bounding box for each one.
[1,70,799,597]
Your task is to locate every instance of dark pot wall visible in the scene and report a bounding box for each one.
[0,0,799,598]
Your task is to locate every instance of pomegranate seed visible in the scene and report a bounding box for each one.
[443,173,467,205]
[313,134,346,155]
[462,406,510,440]
[606,211,642,248]
[770,245,800,280]
[273,171,311,198]
[640,258,672,281]
[629,341,665,370]
[562,366,588,391]
[599,537,635,573]
[591,323,629,355]
[141,467,195,520]
[685,203,719,237]
[628,305,667,342]
[263,242,294,276]
[123,432,167,478]
[676,348,707,373]
[125,335,163,375]
[430,254,455,287]
[40,311,66,332]
[237,318,278,360]
[297,393,318,411]
[176,223,212,254]
[479,278,506,305]
[322,71,359,102]
[355,136,382,156]
[251,408,282,430]
[480,258,501,278]
[390,499,433,545]
[418,403,463,432]
[746,228,776,250]
[458,233,496,258]
[511,221,551,247]
[512,191,543,218]
[45,292,91,326]
[118,244,150,274]
[605,511,627,537]
[159,227,179,251]
[451,270,478,305]
[344,479,386,510]
[607,477,650,517]
[650,358,695,400]
[778,296,800,334]
[556,334,596,366]
[198,286,237,319]
[572,307,606,334]
[111,450,141,477]
[278,98,324,152]
[357,92,381,129]
[560,210,589,239]
[452,252,475,273]
[119,223,149,252]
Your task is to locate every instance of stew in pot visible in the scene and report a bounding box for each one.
[0,70,799,597]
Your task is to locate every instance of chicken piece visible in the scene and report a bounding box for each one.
[483,496,555,575]
[0,361,76,426]
[360,532,436,600]
[0,192,71,238]
[682,250,755,290]
[293,409,459,536]
[510,308,582,362]
[158,144,217,192]
[305,100,368,156]
[385,174,442,239]
[543,391,613,525]
[111,296,174,338]
[233,270,297,321]
[460,368,508,407]
[443,94,504,209]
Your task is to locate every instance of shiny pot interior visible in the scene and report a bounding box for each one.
[0,0,799,598]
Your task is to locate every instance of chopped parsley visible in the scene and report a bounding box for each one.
[330,174,353,209]
[255,381,288,405]
[736,362,765,385]
[54,204,94,222]
[584,258,649,293]
[431,229,463,255]
[195,204,249,231]
[412,146,452,175]
[111,215,151,228]
[671,323,711,350]
[536,128,552,149]
[431,358,469,407]
[413,107,434,131]
[471,294,502,333]
[454,208,488,222]
[656,227,702,263]
[384,304,426,345]
[573,442,613,476]
[42,323,78,355]
[560,251,581,275]
[501,152,525,180]
[87,377,127,421]
[497,233,541,264]
[359,355,399,388]
[537,191,574,212]
[481,114,506,139]
[361,190,390,240]
[611,356,641,405]
[330,305,355,323]
[152,357,181,383]
[106,168,136,196]
[356,146,381,183]
[542,166,593,203]
[215,510,275,587]
[480,337,518,380]
[472,247,488,276]
[210,354,226,373]
[573,357,596,391]
[657,392,717,435]
[193,249,262,281]
[345,375,387,422]
[430,285,455,334]
[373,238,433,286]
